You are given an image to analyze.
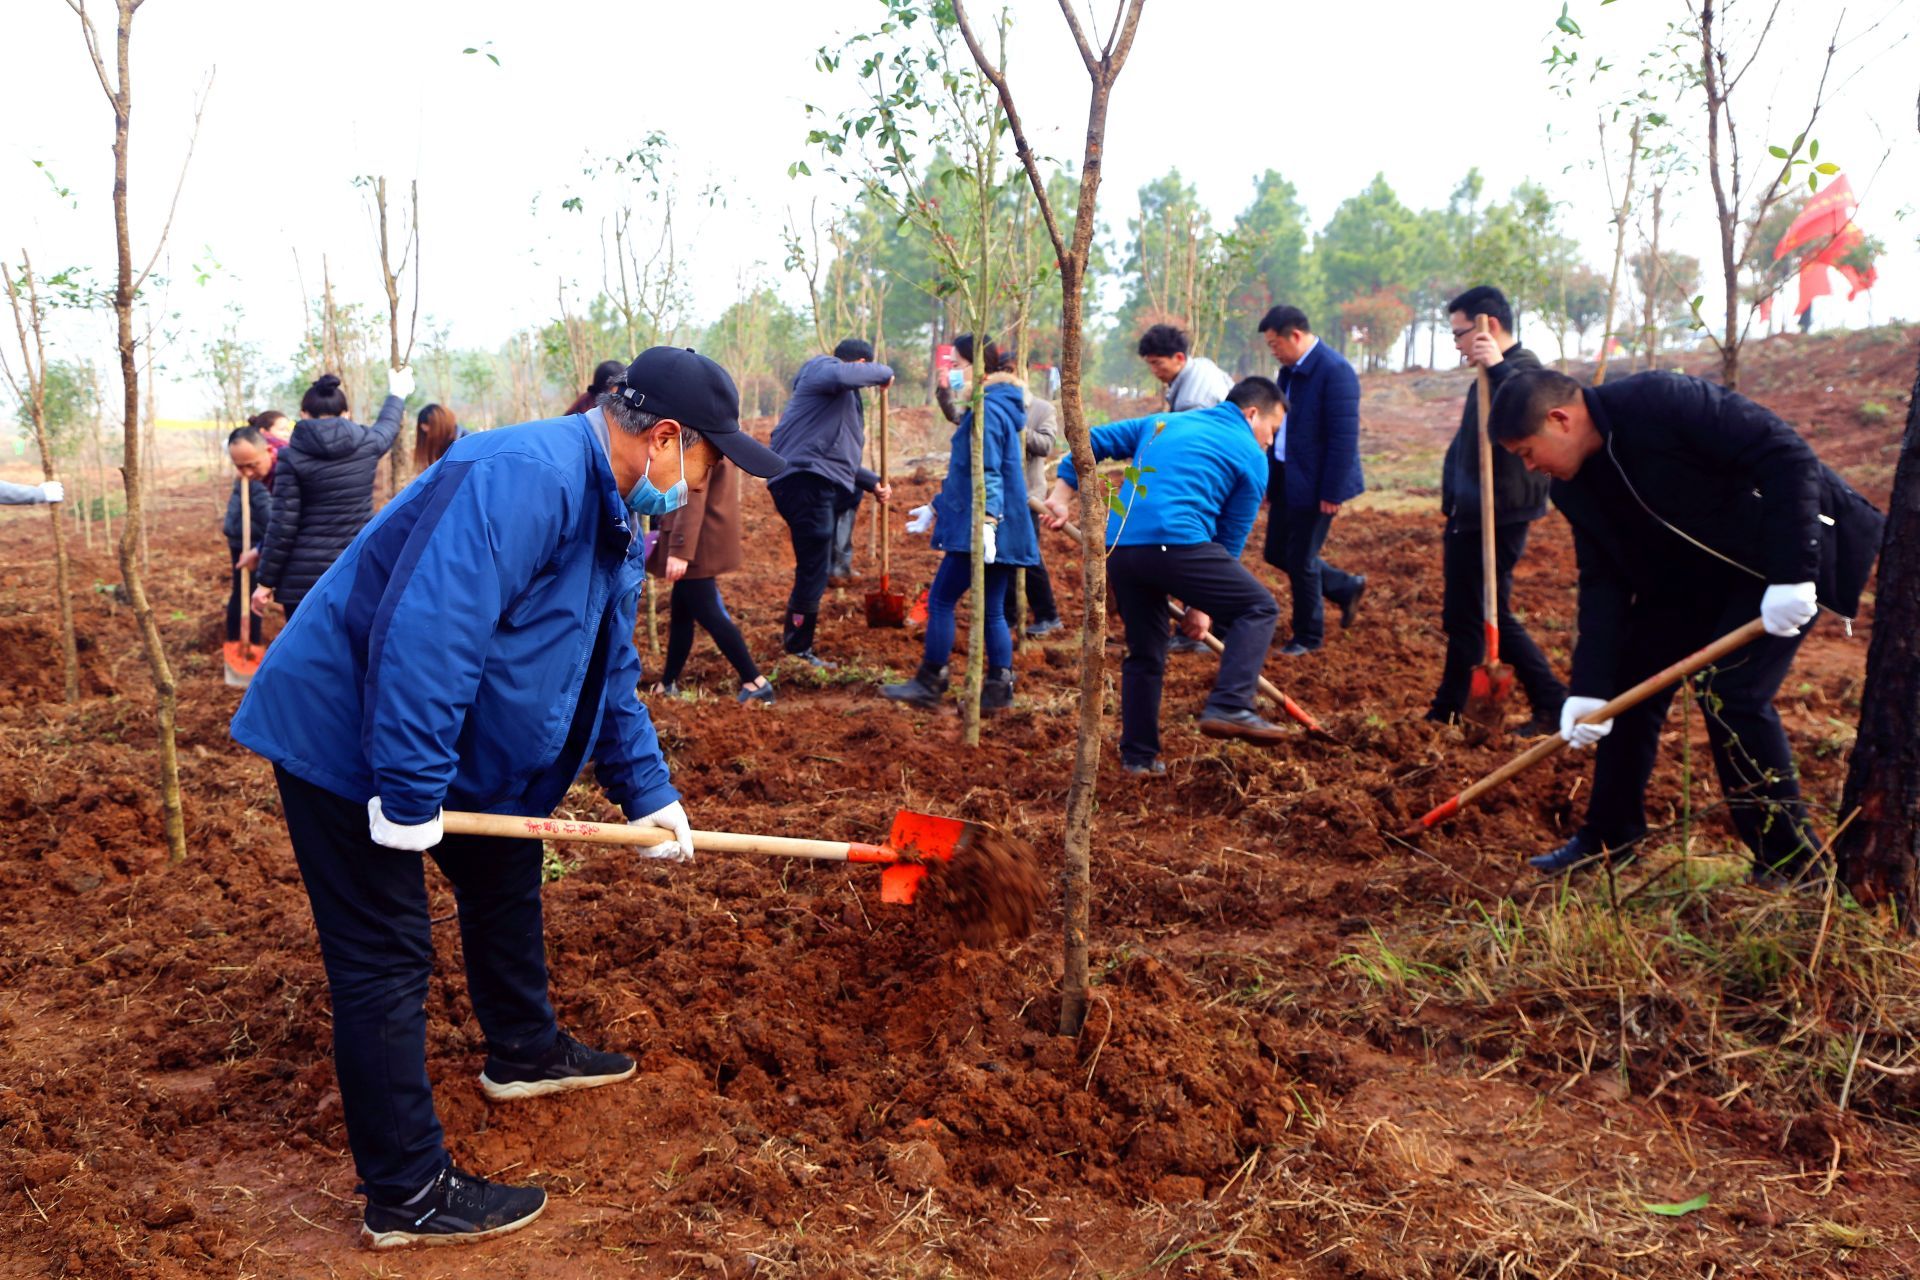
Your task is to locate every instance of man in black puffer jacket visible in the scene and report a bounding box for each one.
[254,369,409,617]
[1428,286,1568,732]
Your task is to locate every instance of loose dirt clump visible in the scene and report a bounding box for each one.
[921,827,1047,947]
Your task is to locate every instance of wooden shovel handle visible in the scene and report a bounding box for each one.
[1406,616,1771,836]
[878,386,890,581]
[441,811,895,863]
[239,476,253,661]
[1026,496,1329,735]
[1474,314,1499,664]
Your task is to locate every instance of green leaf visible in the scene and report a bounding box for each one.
[1555,2,1582,36]
[1642,1194,1710,1217]
[1792,132,1806,152]
[1815,162,1839,175]
[1808,139,1820,161]
[1809,172,1818,192]
[1106,493,1127,517]
[1768,145,1789,159]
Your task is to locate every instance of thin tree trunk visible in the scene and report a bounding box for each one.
[1594,115,1640,387]
[1641,186,1664,373]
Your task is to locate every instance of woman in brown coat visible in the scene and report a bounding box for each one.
[646,456,775,704]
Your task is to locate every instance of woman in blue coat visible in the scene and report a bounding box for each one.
[882,349,1038,712]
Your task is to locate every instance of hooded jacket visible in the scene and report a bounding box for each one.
[231,412,676,827]
[255,398,403,609]
[1440,344,1549,527]
[930,375,1038,567]
[767,355,893,495]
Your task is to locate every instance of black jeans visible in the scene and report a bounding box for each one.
[1429,520,1567,718]
[1260,456,1287,568]
[1581,587,1818,873]
[1000,547,1058,626]
[1276,505,1362,649]
[225,562,264,644]
[1108,542,1280,765]
[275,767,558,1202]
[829,490,861,578]
[769,472,856,652]
[661,576,762,687]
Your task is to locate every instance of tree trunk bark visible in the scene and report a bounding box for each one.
[105,0,187,862]
[1836,308,1920,918]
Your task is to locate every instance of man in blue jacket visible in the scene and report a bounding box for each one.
[1041,378,1288,773]
[1489,367,1882,885]
[766,337,894,665]
[1258,306,1367,655]
[231,347,785,1250]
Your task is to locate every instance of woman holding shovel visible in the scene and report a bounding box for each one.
[883,343,1037,712]
[645,447,775,704]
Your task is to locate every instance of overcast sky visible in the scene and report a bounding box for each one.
[2,0,1914,418]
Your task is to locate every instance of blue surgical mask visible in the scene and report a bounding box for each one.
[624,432,688,516]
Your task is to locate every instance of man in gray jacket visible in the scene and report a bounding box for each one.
[1139,323,1233,412]
[767,338,894,664]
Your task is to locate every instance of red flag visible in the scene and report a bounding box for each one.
[1759,294,1774,324]
[1794,259,1833,316]
[1774,175,1857,261]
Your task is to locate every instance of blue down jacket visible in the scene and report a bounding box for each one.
[930,375,1038,566]
[231,413,676,826]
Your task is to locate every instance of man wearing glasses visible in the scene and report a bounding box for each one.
[1424,286,1567,734]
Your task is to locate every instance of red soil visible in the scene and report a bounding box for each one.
[0,328,1916,1278]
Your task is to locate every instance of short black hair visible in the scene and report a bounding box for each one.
[589,359,626,396]
[1487,368,1583,443]
[833,337,875,362]
[1257,305,1310,336]
[1447,285,1514,334]
[1225,376,1285,415]
[226,425,265,448]
[1136,324,1189,359]
[301,373,347,418]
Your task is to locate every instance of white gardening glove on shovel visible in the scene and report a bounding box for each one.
[630,799,694,863]
[368,797,444,850]
[1558,696,1614,751]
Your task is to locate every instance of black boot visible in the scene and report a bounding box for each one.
[981,666,1015,714]
[782,610,815,656]
[882,661,949,708]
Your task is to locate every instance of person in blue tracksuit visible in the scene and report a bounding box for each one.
[230,347,784,1250]
[881,357,1038,713]
[1039,378,1291,773]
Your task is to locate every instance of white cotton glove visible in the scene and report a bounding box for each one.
[387,365,416,400]
[905,504,934,535]
[981,520,998,565]
[367,796,444,851]
[38,480,64,504]
[1558,696,1614,751]
[630,800,695,863]
[1759,581,1818,637]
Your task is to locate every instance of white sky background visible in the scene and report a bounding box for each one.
[1,0,1914,419]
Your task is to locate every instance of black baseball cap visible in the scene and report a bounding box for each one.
[611,347,785,478]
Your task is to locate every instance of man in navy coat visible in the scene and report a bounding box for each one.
[1258,306,1367,654]
[232,348,785,1249]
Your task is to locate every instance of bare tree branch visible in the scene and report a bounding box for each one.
[62,0,116,107]
[953,0,1069,267]
[133,67,215,296]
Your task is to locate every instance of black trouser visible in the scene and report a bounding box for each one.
[1000,546,1058,626]
[661,576,761,687]
[225,562,263,644]
[769,472,855,653]
[275,767,558,1202]
[829,491,860,579]
[1581,586,1818,873]
[1429,520,1567,718]
[1260,456,1287,568]
[1274,505,1362,649]
[1108,542,1280,766]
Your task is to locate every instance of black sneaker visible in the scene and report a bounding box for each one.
[1025,617,1064,638]
[737,680,776,706]
[361,1166,546,1250]
[479,1031,635,1103]
[1528,830,1634,879]
[1197,707,1290,746]
[789,649,837,670]
[1122,758,1166,776]
[1278,640,1320,658]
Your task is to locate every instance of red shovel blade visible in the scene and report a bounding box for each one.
[878,809,977,905]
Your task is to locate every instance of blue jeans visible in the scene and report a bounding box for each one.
[924,552,1014,670]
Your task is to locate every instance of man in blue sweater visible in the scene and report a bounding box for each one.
[1041,378,1289,772]
[767,337,895,665]
[1258,306,1367,655]
[231,348,786,1249]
